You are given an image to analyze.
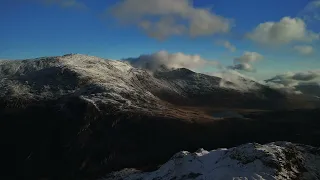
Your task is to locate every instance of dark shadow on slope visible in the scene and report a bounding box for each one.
[1,97,320,179]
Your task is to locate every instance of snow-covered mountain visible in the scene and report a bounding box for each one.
[0,54,163,112]
[1,54,320,180]
[0,54,316,110]
[102,142,320,180]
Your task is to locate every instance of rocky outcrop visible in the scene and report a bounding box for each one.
[102,142,320,180]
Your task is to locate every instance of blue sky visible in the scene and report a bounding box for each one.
[1,0,319,80]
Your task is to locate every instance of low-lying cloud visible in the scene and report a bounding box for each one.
[266,71,320,83]
[109,0,232,40]
[265,72,298,87]
[125,51,262,92]
[246,17,319,45]
[207,70,261,92]
[228,63,255,72]
[265,70,320,94]
[125,51,320,95]
[125,51,219,71]
[292,71,320,81]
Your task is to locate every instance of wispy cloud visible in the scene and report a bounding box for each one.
[31,0,88,9]
[266,70,320,85]
[228,63,255,72]
[108,0,233,40]
[228,52,263,72]
[298,0,320,24]
[265,70,320,94]
[216,40,236,52]
[206,70,261,92]
[293,45,314,55]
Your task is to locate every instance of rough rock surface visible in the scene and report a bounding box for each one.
[102,142,320,180]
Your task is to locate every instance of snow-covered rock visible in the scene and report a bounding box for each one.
[101,142,320,180]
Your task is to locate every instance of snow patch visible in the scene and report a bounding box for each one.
[101,142,320,180]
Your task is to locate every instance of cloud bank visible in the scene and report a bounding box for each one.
[265,70,320,94]
[109,0,232,40]
[125,51,319,95]
[125,51,219,71]
[266,71,320,83]
[247,17,319,45]
[207,70,261,92]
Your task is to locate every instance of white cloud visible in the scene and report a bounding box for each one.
[298,0,320,23]
[207,70,261,91]
[228,63,255,72]
[292,71,320,81]
[209,69,320,95]
[267,82,303,95]
[223,41,236,52]
[293,45,314,55]
[126,51,219,71]
[234,51,263,64]
[247,17,319,45]
[228,52,263,72]
[265,72,298,87]
[265,70,320,93]
[216,40,236,52]
[110,0,232,39]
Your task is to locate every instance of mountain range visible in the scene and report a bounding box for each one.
[1,54,320,180]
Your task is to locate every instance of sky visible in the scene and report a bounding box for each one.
[1,0,320,81]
